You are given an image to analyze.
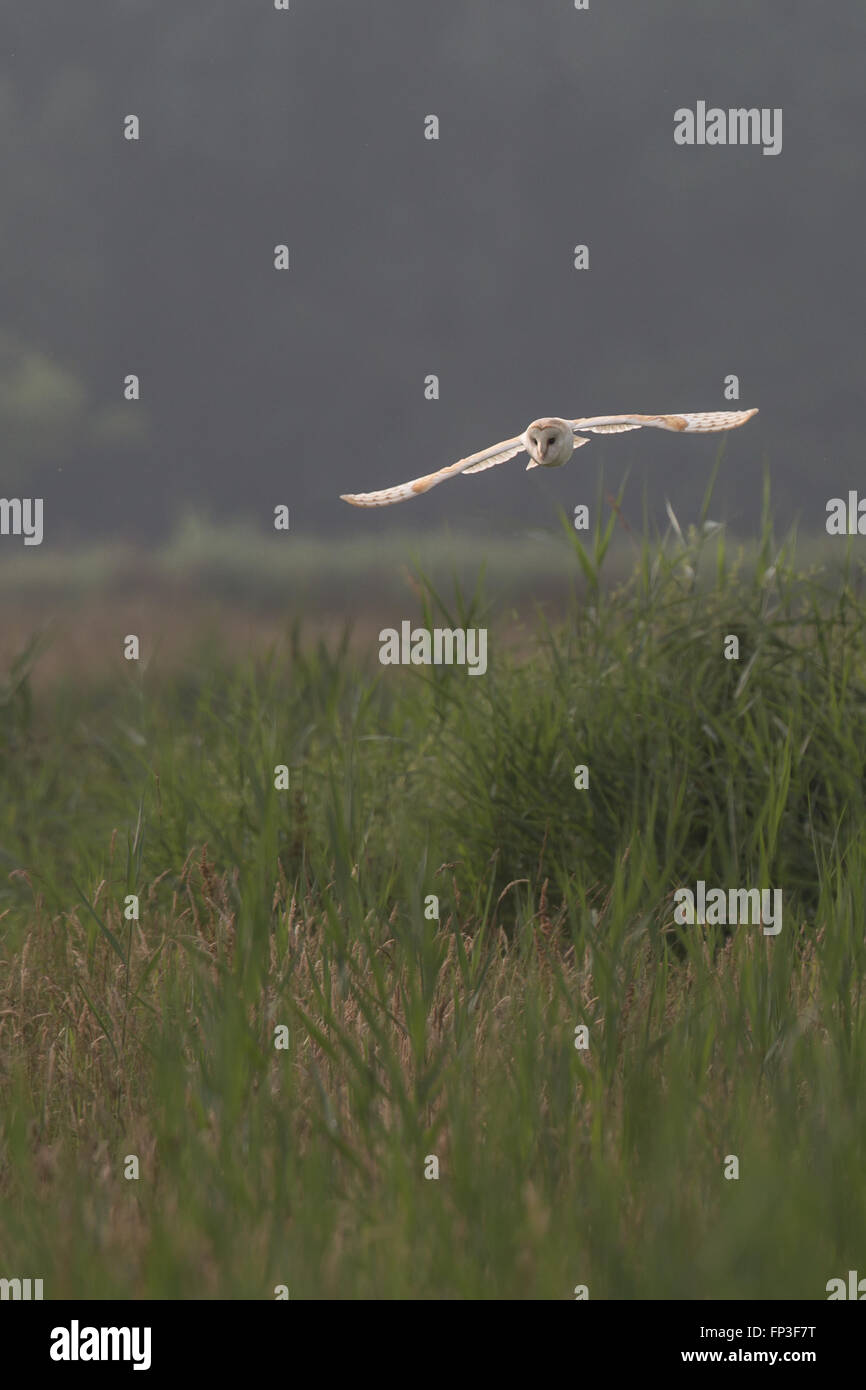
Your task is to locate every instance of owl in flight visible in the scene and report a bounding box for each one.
[340,408,758,507]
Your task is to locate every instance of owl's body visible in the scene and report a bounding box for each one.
[340,408,758,507]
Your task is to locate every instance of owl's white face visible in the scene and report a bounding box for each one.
[521,417,575,468]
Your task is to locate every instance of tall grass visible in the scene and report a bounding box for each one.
[1,498,864,1298]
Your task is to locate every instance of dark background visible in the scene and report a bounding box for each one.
[2,0,863,543]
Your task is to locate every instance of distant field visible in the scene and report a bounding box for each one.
[0,508,860,609]
[1,508,865,1297]
[0,508,860,680]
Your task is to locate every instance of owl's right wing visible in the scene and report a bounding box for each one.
[340,433,526,507]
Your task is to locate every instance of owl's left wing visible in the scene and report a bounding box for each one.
[569,409,758,436]
[340,433,525,507]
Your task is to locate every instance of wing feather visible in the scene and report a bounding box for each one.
[340,433,524,507]
[581,422,643,434]
[570,409,758,435]
[462,443,526,474]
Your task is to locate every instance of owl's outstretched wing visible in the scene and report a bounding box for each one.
[339,410,759,507]
[569,408,758,436]
[340,434,525,507]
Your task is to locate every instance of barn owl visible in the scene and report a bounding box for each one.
[340,408,758,507]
